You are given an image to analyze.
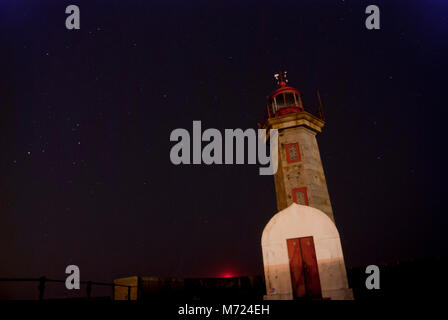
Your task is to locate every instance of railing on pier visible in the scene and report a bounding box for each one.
[0,277,136,300]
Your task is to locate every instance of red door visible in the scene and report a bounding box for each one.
[287,236,322,299]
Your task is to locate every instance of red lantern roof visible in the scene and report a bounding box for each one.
[267,71,304,118]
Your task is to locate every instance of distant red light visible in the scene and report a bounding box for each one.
[220,272,234,278]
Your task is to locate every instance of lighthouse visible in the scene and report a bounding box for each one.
[264,71,334,221]
[261,72,353,300]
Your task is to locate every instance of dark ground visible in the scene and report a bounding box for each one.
[3,256,444,300]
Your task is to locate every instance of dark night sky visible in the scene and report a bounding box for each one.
[1,0,447,299]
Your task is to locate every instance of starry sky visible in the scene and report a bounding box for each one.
[1,0,447,299]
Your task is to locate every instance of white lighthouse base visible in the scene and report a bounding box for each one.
[261,203,354,300]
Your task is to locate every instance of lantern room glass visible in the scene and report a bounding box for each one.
[271,91,301,115]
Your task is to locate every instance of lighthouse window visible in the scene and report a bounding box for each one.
[275,94,285,108]
[296,94,302,109]
[285,93,296,107]
[271,98,278,112]
[292,187,309,206]
[288,145,299,160]
[285,143,301,163]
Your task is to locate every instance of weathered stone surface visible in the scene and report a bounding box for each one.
[265,112,334,221]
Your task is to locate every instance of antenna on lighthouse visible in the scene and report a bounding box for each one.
[317,90,325,120]
[274,71,288,87]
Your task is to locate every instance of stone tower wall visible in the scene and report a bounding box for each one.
[274,125,334,221]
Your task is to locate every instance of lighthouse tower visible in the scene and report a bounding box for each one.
[264,72,334,221]
[261,72,353,300]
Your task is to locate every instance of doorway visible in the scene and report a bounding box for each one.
[286,236,322,299]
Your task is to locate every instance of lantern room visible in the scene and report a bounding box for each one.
[267,71,304,118]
